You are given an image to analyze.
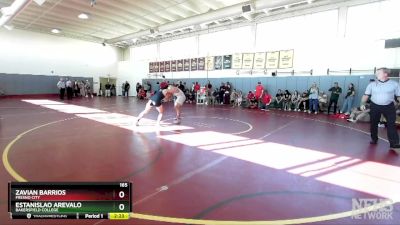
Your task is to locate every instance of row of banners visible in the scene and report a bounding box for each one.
[149,50,294,73]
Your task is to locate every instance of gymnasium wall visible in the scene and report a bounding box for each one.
[0,73,93,95]
[0,29,120,93]
[143,75,375,107]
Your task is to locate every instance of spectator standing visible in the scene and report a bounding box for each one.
[308,83,319,114]
[340,83,356,115]
[66,79,73,100]
[111,84,116,96]
[79,80,86,97]
[224,83,231,104]
[194,82,200,93]
[74,80,79,97]
[219,83,226,104]
[255,82,264,105]
[85,80,93,98]
[328,82,342,114]
[57,78,66,100]
[105,82,111,97]
[124,81,130,97]
[121,82,126,97]
[98,83,103,97]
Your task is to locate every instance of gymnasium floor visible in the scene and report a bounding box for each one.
[1,96,400,225]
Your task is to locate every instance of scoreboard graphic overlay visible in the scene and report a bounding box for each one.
[9,182,132,220]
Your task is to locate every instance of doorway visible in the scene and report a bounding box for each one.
[99,77,117,96]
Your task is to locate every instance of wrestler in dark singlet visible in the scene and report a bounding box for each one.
[136,89,171,126]
[150,89,165,107]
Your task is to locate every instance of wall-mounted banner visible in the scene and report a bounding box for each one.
[153,62,160,72]
[149,62,153,73]
[206,56,214,71]
[184,59,190,71]
[198,57,205,70]
[177,60,183,71]
[279,49,294,69]
[191,58,198,71]
[223,55,232,69]
[164,61,170,72]
[253,52,266,69]
[214,56,223,70]
[242,53,254,69]
[171,60,177,72]
[159,61,165,72]
[266,51,280,69]
[232,53,243,69]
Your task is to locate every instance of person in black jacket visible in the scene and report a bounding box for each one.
[105,82,111,97]
[124,81,130,97]
[219,83,226,105]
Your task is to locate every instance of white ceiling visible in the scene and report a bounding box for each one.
[0,0,385,47]
[0,0,249,44]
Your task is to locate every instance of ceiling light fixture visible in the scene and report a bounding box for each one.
[33,0,46,6]
[78,13,90,19]
[307,0,314,3]
[51,28,61,34]
[284,5,290,9]
[4,24,13,30]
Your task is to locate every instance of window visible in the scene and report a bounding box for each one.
[131,44,157,61]
[159,36,197,60]
[346,0,400,40]
[199,26,253,56]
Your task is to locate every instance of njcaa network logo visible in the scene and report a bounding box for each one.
[351,198,393,220]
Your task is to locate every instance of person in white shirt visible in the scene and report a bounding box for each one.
[308,83,319,114]
[57,78,66,100]
[361,67,400,151]
[66,79,73,100]
[235,91,243,107]
[85,80,93,98]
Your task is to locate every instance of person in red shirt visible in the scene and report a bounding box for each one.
[194,82,201,93]
[255,82,264,108]
[247,91,257,109]
[260,90,272,111]
[255,82,264,100]
[138,88,147,100]
[247,91,255,100]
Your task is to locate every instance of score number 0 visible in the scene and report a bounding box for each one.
[118,183,128,211]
